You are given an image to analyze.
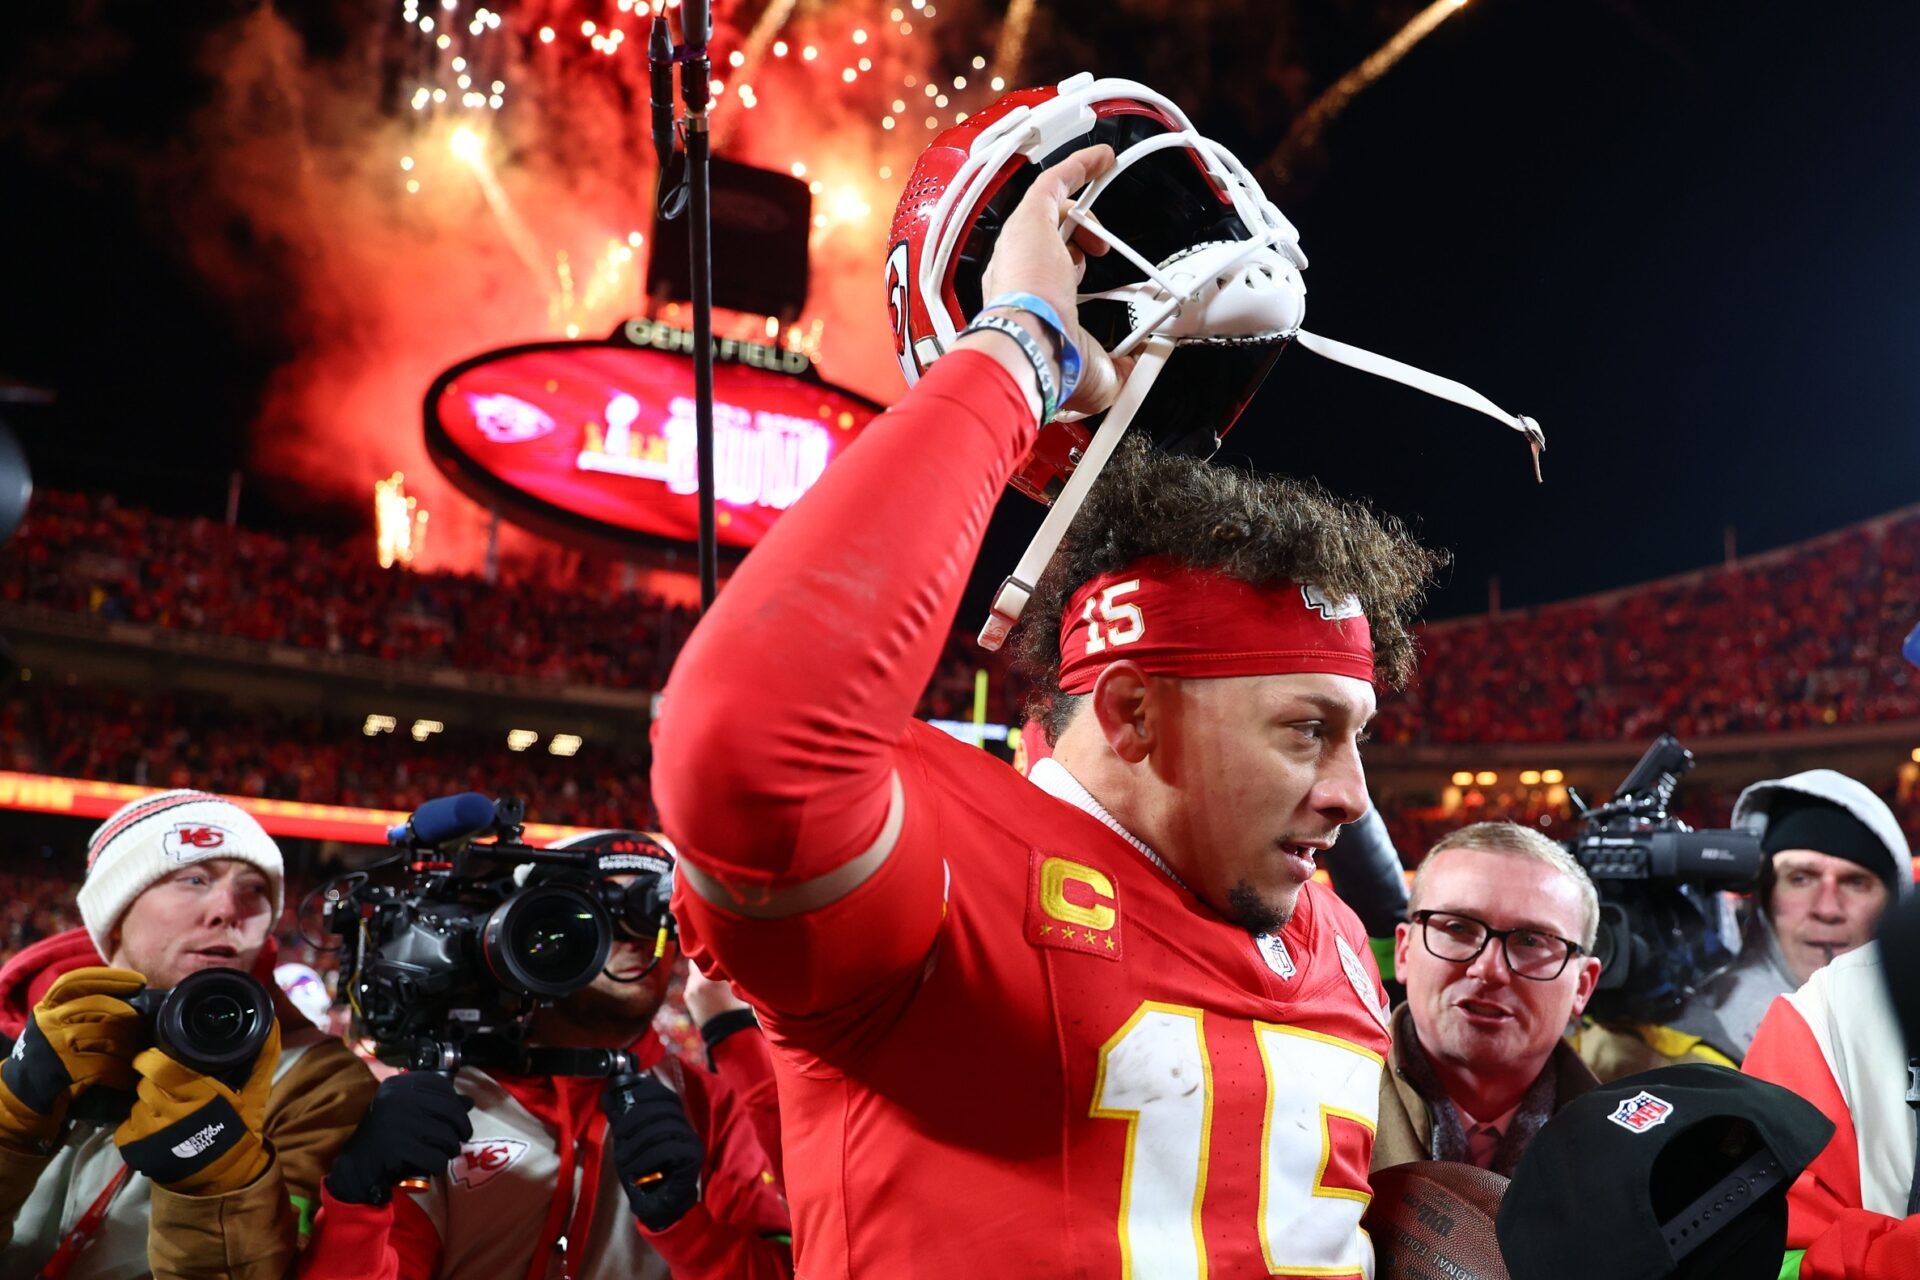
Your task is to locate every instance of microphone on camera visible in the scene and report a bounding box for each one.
[388,792,498,848]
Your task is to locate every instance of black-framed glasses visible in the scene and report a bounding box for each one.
[1410,909,1585,981]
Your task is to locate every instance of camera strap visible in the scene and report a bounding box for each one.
[37,1162,132,1280]
[527,1076,611,1280]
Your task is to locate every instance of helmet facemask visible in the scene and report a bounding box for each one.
[889,74,1544,649]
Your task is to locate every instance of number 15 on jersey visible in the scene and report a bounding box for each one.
[1092,1001,1382,1278]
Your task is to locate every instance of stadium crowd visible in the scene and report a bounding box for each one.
[1372,509,1920,745]
[6,490,1915,744]
[0,490,702,690]
[0,683,658,832]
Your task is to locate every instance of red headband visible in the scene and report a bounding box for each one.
[1056,556,1374,694]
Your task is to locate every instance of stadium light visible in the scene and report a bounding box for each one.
[548,734,583,757]
[411,719,445,742]
[1519,770,1541,786]
[1450,770,1473,786]
[1541,768,1565,785]
[1474,771,1498,786]
[506,729,538,752]
[1911,748,1920,764]
[363,714,397,736]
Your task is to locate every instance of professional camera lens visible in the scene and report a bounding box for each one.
[189,993,245,1040]
[481,884,613,998]
[149,969,276,1077]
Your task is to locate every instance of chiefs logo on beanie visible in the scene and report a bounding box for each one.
[77,791,285,959]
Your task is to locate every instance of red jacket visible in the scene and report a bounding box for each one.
[1743,945,1920,1279]
[296,1030,791,1280]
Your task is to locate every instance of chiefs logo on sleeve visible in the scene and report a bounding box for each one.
[1025,851,1122,961]
[450,1137,530,1189]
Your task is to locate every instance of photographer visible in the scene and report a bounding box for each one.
[1576,769,1909,1080]
[298,832,791,1280]
[0,790,377,1279]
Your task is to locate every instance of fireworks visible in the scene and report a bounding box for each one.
[1263,0,1474,184]
[141,0,1485,577]
[373,472,429,569]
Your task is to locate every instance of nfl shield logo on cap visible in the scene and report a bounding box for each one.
[1605,1090,1673,1134]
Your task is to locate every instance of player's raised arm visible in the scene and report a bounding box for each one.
[650,146,1124,1015]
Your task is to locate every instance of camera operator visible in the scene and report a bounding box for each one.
[1373,822,1601,1176]
[1575,769,1909,1081]
[0,790,377,1279]
[298,833,791,1280]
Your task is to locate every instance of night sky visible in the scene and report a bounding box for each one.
[4,0,1917,620]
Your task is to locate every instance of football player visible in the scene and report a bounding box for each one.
[654,118,1448,1280]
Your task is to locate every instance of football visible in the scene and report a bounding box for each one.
[1362,1160,1511,1280]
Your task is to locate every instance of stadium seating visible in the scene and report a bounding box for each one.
[1372,509,1920,745]
[4,489,1916,887]
[0,684,657,832]
[7,491,1914,740]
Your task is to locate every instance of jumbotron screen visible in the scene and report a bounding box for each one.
[426,321,884,552]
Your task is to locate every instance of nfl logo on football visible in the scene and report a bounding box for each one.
[1605,1091,1674,1134]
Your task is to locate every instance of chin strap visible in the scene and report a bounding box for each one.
[978,335,1177,651]
[1294,329,1545,482]
[976,328,1546,651]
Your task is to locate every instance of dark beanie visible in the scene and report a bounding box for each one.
[1763,795,1898,895]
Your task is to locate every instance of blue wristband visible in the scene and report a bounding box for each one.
[981,291,1083,409]
[960,314,1059,424]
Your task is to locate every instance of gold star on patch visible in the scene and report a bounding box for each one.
[1039,924,1052,936]
[1083,929,1098,944]
[1104,936,1115,951]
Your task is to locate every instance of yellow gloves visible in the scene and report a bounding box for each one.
[0,964,283,1195]
[0,967,145,1145]
[115,1016,281,1195]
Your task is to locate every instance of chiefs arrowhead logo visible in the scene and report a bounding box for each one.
[161,823,234,862]
[1300,583,1364,622]
[450,1137,530,1189]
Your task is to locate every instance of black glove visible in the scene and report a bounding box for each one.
[326,1071,475,1206]
[603,1073,703,1231]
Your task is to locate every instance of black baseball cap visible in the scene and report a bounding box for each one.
[1496,1064,1834,1280]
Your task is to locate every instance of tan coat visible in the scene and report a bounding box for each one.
[1372,1003,1598,1172]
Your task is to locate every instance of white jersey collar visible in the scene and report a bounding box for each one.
[1028,757,1189,892]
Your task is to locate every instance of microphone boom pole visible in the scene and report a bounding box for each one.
[679,0,718,610]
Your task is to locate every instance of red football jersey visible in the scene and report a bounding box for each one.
[677,719,1392,1279]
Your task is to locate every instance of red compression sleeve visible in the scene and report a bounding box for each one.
[651,349,1036,891]
[709,1025,784,1186]
[639,1062,793,1280]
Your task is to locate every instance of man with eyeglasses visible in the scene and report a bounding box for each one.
[1372,821,1603,1176]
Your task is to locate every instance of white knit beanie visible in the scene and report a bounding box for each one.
[78,790,286,959]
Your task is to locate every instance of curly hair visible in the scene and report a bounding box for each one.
[1011,438,1449,743]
